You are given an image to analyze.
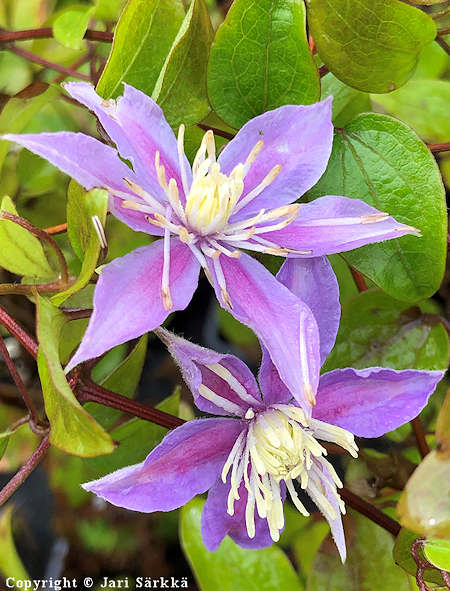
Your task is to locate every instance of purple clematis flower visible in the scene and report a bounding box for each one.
[3,82,419,409]
[81,259,444,560]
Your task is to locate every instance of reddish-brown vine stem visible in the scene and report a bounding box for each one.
[0,28,113,44]
[0,434,50,507]
[0,305,38,359]
[428,142,450,153]
[411,417,430,458]
[0,333,40,424]
[340,487,401,536]
[77,380,185,430]
[6,45,91,81]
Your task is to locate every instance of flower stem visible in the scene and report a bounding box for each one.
[340,487,401,536]
[0,434,50,507]
[0,211,69,283]
[0,333,40,424]
[0,27,113,43]
[0,305,38,359]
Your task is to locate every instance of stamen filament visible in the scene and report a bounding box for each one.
[198,384,244,416]
[177,124,190,197]
[234,165,282,214]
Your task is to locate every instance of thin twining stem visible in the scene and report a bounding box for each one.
[0,434,50,507]
[340,487,401,537]
[428,141,450,153]
[410,417,430,458]
[0,211,69,283]
[7,45,91,81]
[0,28,113,44]
[77,379,185,430]
[0,305,38,359]
[0,333,39,424]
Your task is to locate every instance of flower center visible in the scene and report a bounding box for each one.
[222,405,359,543]
[184,161,244,236]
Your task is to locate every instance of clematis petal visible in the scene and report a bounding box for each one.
[64,82,191,200]
[109,196,165,235]
[208,253,321,411]
[258,345,291,406]
[277,257,340,365]
[2,132,132,193]
[314,367,444,437]
[258,195,419,255]
[218,99,333,220]
[66,239,200,372]
[83,418,245,512]
[201,478,279,551]
[156,328,264,417]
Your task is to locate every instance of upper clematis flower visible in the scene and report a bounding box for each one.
[81,259,444,561]
[3,82,419,409]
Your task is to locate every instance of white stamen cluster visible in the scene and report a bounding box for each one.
[222,405,358,542]
[117,126,303,312]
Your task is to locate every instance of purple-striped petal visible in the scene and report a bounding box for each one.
[156,329,264,417]
[83,418,245,512]
[259,195,419,256]
[65,82,191,200]
[277,257,340,365]
[201,478,279,551]
[208,253,320,411]
[66,239,200,372]
[314,367,444,438]
[218,99,333,220]
[110,196,164,235]
[258,346,292,406]
[3,131,132,194]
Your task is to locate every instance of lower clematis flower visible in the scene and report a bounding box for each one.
[3,83,419,410]
[82,260,444,560]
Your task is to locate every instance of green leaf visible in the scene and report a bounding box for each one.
[0,196,55,278]
[321,74,370,128]
[53,5,95,50]
[36,295,115,457]
[208,0,319,129]
[372,79,450,143]
[84,388,180,479]
[152,0,213,126]
[85,334,148,430]
[0,506,30,585]
[306,0,436,93]
[0,438,7,461]
[308,510,410,591]
[181,498,303,591]
[307,114,447,302]
[0,85,59,173]
[393,530,447,586]
[96,0,185,99]
[52,186,108,305]
[323,290,449,373]
[424,538,450,572]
